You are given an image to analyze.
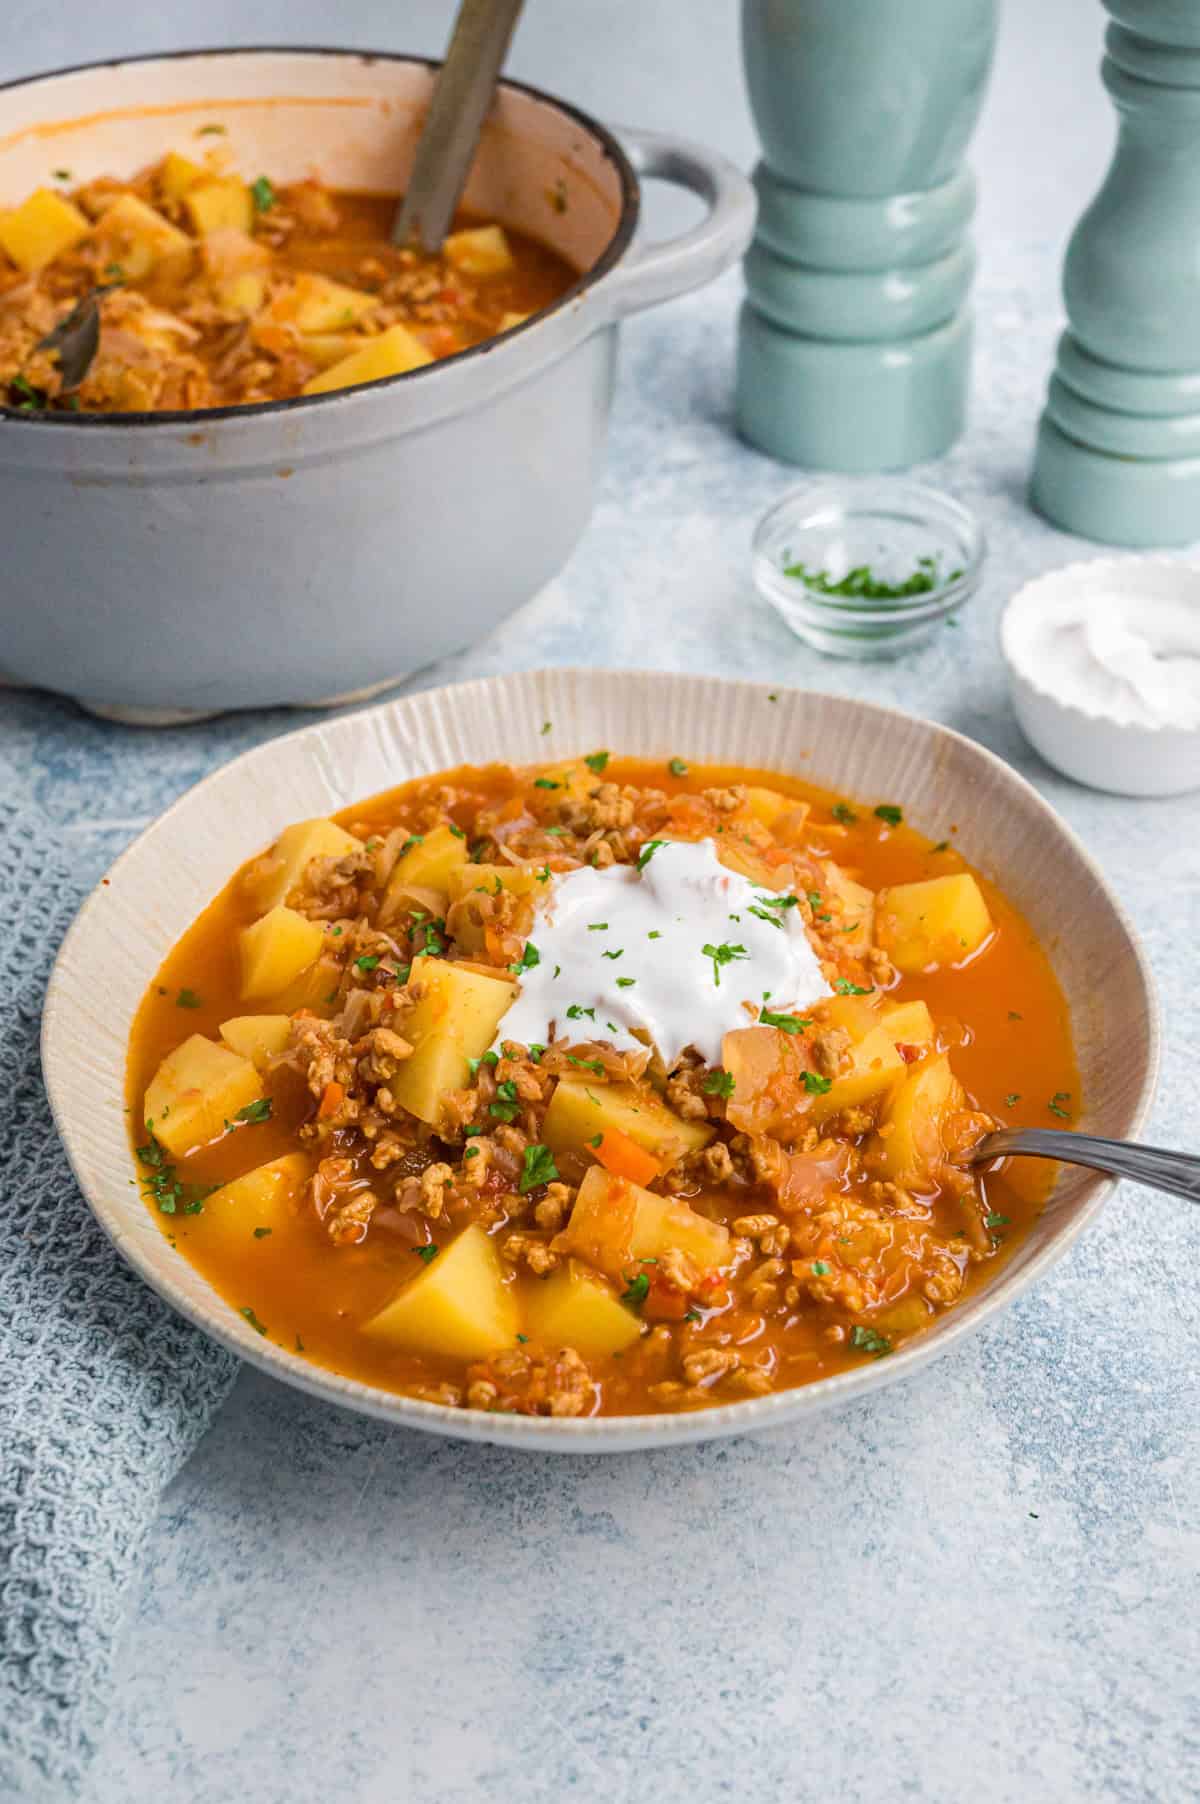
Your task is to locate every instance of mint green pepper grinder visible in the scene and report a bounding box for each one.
[1032,2,1200,546]
[736,0,997,471]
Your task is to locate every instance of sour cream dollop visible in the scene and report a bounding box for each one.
[494,837,831,1068]
[1020,590,1200,731]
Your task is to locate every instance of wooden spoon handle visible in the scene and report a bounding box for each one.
[393,0,525,251]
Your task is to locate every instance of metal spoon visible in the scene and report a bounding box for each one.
[973,1127,1200,1205]
[392,0,524,251]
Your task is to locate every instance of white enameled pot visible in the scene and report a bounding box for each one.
[0,49,756,722]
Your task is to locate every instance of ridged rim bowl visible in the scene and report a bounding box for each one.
[41,670,1159,1452]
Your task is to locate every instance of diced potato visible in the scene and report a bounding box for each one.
[219,272,265,316]
[245,817,362,913]
[161,151,205,199]
[144,1034,262,1158]
[185,177,254,236]
[881,999,935,1049]
[446,863,542,904]
[542,1077,713,1175]
[200,1153,309,1248]
[239,905,325,1001]
[382,824,467,910]
[871,1053,965,1188]
[219,1013,292,1065]
[0,188,89,271]
[714,839,776,888]
[91,193,191,278]
[388,956,515,1126]
[555,1165,730,1283]
[809,1026,904,1124]
[524,1261,642,1357]
[741,786,794,829]
[364,1224,518,1360]
[300,332,359,370]
[443,223,514,275]
[820,859,875,955]
[302,322,433,395]
[819,992,882,1043]
[273,272,376,333]
[498,309,530,331]
[876,874,993,974]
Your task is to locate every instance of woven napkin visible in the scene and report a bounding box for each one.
[0,804,238,1801]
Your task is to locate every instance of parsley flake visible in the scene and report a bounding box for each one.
[621,1270,650,1311]
[702,941,748,987]
[240,1306,268,1336]
[802,1070,832,1096]
[414,1245,439,1265]
[812,1260,829,1276]
[703,1069,735,1098]
[519,1144,559,1193]
[831,802,858,825]
[874,804,903,827]
[760,1007,808,1035]
[175,987,202,1008]
[585,750,610,774]
[668,757,688,776]
[834,979,873,996]
[235,1097,272,1125]
[636,840,666,871]
[250,174,275,212]
[615,976,636,988]
[849,1325,892,1357]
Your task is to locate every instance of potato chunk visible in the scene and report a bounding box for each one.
[160,151,205,199]
[881,999,935,1049]
[871,1053,966,1189]
[219,1013,292,1065]
[302,322,433,395]
[876,874,993,973]
[239,905,325,1001]
[364,1224,518,1360]
[382,823,468,910]
[245,817,362,912]
[555,1166,730,1283]
[524,1261,642,1357]
[542,1077,713,1176]
[144,1034,262,1157]
[443,223,514,275]
[809,1026,904,1124]
[388,955,515,1125]
[201,1153,309,1249]
[0,189,89,272]
[819,859,875,955]
[272,272,376,332]
[447,863,542,904]
[91,194,191,278]
[184,177,253,236]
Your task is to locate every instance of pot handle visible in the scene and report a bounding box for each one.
[600,127,757,321]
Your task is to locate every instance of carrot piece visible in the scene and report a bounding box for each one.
[642,1278,689,1322]
[593,1126,660,1188]
[318,1080,344,1119]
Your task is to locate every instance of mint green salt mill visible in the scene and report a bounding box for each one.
[736,0,998,470]
[1032,1,1200,546]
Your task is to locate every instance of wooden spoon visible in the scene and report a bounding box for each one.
[392,0,525,252]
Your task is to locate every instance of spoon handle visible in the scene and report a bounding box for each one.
[393,0,525,251]
[978,1127,1200,1204]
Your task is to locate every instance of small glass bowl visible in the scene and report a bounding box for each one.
[752,480,985,660]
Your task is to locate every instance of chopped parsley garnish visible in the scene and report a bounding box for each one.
[399,834,424,857]
[1004,1092,1021,1108]
[537,866,551,883]
[541,720,551,735]
[509,941,541,976]
[831,802,858,825]
[802,1071,832,1096]
[758,892,799,912]
[175,987,202,1008]
[748,905,783,930]
[834,979,872,996]
[519,1144,559,1193]
[414,1245,439,1265]
[10,374,46,411]
[621,1270,650,1311]
[1048,1092,1072,1120]
[588,1133,603,1148]
[601,948,623,960]
[543,826,566,837]
[566,1004,596,1021]
[647,930,662,940]
[488,1100,520,1122]
[703,1069,735,1098]
[849,1325,892,1357]
[668,757,688,776]
[760,1007,808,1034]
[250,175,275,212]
[253,1227,272,1239]
[985,1212,1010,1229]
[448,823,465,839]
[1008,1011,1023,1022]
[702,941,748,987]
[235,1097,273,1125]
[355,954,381,972]
[136,1128,214,1216]
[874,804,903,827]
[534,777,560,790]
[240,1306,268,1336]
[933,840,950,853]
[812,1260,829,1276]
[568,1054,605,1077]
[784,556,950,600]
[588,922,608,932]
[616,976,636,988]
[463,1123,484,1136]
[495,1079,519,1101]
[53,168,72,180]
[584,750,610,774]
[636,839,666,871]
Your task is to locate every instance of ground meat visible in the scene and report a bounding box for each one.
[467,1345,597,1417]
[559,782,635,834]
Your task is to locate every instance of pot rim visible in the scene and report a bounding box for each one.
[0,43,641,431]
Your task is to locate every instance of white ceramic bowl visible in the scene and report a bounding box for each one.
[42,670,1159,1452]
[1002,557,1200,798]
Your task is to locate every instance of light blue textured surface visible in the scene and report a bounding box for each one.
[4,251,1199,1803]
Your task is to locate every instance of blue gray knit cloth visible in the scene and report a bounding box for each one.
[0,805,238,1800]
